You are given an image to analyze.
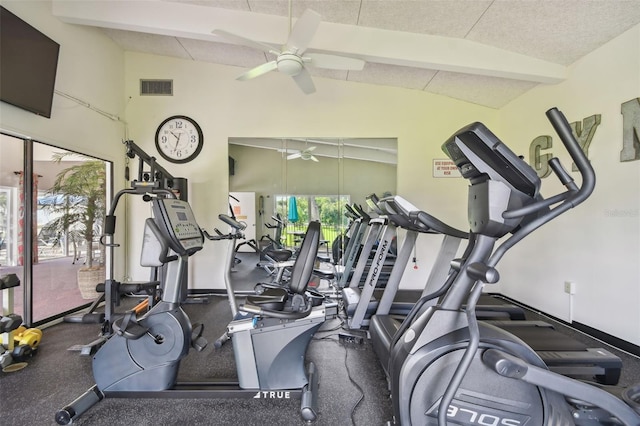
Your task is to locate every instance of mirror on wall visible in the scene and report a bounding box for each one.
[228,137,397,261]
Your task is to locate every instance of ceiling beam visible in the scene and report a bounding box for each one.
[52,0,566,84]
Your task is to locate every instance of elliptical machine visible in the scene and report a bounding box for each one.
[381,108,640,425]
[55,197,333,424]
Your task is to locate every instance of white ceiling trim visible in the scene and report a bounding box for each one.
[52,0,566,84]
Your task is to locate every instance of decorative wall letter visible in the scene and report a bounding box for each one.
[529,135,553,178]
[620,97,640,162]
[569,114,600,171]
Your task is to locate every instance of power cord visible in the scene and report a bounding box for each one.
[312,319,366,426]
[344,342,364,426]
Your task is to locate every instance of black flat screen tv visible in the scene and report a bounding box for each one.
[0,6,60,118]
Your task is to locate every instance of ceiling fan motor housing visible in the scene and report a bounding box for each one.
[277,53,304,76]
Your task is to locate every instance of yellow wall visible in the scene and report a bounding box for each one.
[498,24,640,344]
[0,0,128,279]
[122,52,497,291]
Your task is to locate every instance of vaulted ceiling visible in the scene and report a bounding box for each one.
[52,0,640,109]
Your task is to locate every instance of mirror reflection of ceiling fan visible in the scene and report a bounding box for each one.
[287,146,319,162]
[211,7,365,94]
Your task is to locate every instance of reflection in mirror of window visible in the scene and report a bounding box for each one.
[274,194,351,249]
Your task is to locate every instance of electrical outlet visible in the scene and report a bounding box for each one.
[564,281,576,295]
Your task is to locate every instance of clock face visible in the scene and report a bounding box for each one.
[155,115,203,163]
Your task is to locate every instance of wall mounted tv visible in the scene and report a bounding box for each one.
[0,6,60,119]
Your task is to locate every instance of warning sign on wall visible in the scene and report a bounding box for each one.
[433,159,461,178]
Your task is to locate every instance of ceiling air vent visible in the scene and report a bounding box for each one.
[140,79,173,96]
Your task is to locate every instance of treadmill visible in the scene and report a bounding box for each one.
[335,204,371,288]
[342,194,527,329]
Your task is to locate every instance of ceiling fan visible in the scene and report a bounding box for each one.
[211,8,365,94]
[287,146,319,162]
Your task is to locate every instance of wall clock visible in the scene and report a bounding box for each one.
[155,115,203,163]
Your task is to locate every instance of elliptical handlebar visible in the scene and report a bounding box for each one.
[489,108,596,266]
[545,107,596,206]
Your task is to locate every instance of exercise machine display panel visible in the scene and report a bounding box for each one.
[152,198,204,255]
[442,122,540,197]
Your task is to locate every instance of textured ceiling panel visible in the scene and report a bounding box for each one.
[308,67,349,80]
[357,0,493,38]
[427,71,539,109]
[467,0,640,65]
[348,62,437,90]
[64,0,640,108]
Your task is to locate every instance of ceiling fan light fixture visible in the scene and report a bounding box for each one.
[277,53,303,76]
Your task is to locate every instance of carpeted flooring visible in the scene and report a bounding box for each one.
[1,252,639,425]
[0,295,392,426]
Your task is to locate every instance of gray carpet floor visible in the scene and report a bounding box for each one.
[0,296,391,426]
[1,253,639,425]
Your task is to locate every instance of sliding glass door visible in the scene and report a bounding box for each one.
[0,134,24,320]
[0,133,111,325]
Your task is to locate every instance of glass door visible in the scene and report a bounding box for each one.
[0,133,111,325]
[0,134,24,319]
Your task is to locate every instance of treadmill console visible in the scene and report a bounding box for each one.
[152,198,204,256]
[365,193,385,215]
[379,196,423,232]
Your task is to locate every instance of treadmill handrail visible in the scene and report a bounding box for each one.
[414,211,468,239]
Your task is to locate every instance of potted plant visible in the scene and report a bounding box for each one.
[41,153,106,299]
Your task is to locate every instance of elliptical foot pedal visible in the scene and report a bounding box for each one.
[300,362,319,423]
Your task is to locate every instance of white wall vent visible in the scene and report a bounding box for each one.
[140,79,173,95]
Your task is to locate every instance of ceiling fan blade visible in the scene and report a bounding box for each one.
[287,152,302,160]
[286,9,321,55]
[306,53,365,71]
[237,61,278,81]
[305,146,317,152]
[291,67,316,94]
[278,148,299,154]
[310,155,319,162]
[212,29,280,55]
